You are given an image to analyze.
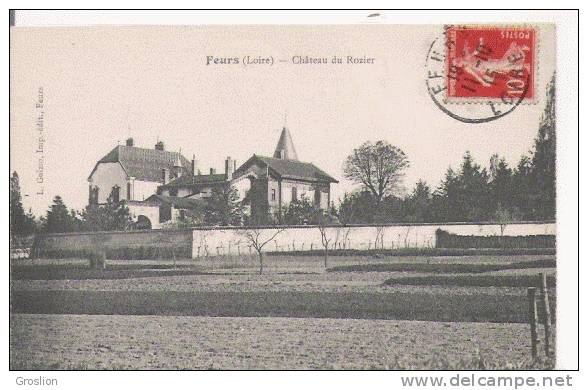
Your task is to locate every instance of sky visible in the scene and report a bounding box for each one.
[10,25,555,216]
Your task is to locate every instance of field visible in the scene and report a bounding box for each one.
[9,254,556,370]
[10,314,553,370]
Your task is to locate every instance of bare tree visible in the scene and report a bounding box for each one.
[314,210,339,268]
[375,225,385,250]
[343,141,409,207]
[342,227,352,250]
[493,204,522,236]
[236,227,285,275]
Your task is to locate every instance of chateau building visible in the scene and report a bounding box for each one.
[87,127,337,228]
[231,127,338,221]
[88,138,193,205]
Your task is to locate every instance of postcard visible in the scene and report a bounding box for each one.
[9,12,577,375]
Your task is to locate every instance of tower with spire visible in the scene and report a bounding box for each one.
[273,126,298,160]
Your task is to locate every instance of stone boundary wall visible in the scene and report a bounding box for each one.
[30,221,555,260]
[32,229,193,259]
[191,222,556,258]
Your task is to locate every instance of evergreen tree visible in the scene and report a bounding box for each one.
[402,180,432,222]
[81,195,133,231]
[43,196,78,233]
[10,171,26,234]
[530,73,556,220]
[431,167,459,222]
[10,171,37,236]
[489,155,515,213]
[338,191,378,224]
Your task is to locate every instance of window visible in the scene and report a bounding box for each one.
[111,186,120,203]
[271,189,276,202]
[127,182,132,200]
[291,187,297,202]
[89,186,99,205]
[314,189,321,206]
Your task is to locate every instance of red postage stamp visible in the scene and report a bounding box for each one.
[446,26,536,102]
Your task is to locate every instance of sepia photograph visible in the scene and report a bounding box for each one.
[8,10,578,376]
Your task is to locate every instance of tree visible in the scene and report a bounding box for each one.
[493,204,523,236]
[530,73,556,220]
[43,196,78,233]
[236,225,285,275]
[161,206,206,229]
[488,156,516,214]
[338,190,378,224]
[10,171,36,236]
[280,196,315,225]
[431,153,490,222]
[312,209,339,268]
[431,167,459,222]
[343,141,409,208]
[204,184,244,226]
[402,180,432,223]
[456,152,491,221]
[80,195,133,231]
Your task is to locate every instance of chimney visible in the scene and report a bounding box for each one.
[155,141,164,151]
[191,155,197,175]
[162,168,170,184]
[126,137,134,147]
[225,156,235,180]
[210,168,216,175]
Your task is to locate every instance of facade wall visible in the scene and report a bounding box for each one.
[133,180,160,201]
[127,203,161,229]
[232,175,251,200]
[88,163,161,204]
[280,180,316,205]
[191,222,556,258]
[88,163,127,204]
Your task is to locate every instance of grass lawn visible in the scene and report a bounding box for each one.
[10,314,554,370]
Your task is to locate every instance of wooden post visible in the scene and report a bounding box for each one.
[527,287,539,358]
[539,273,552,356]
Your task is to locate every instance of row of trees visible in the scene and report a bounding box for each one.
[339,74,556,224]
[9,179,250,235]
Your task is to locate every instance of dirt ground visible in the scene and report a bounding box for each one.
[10,314,539,370]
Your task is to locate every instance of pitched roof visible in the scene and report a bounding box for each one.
[145,194,206,209]
[273,127,298,160]
[237,155,338,183]
[90,145,192,182]
[160,172,228,189]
